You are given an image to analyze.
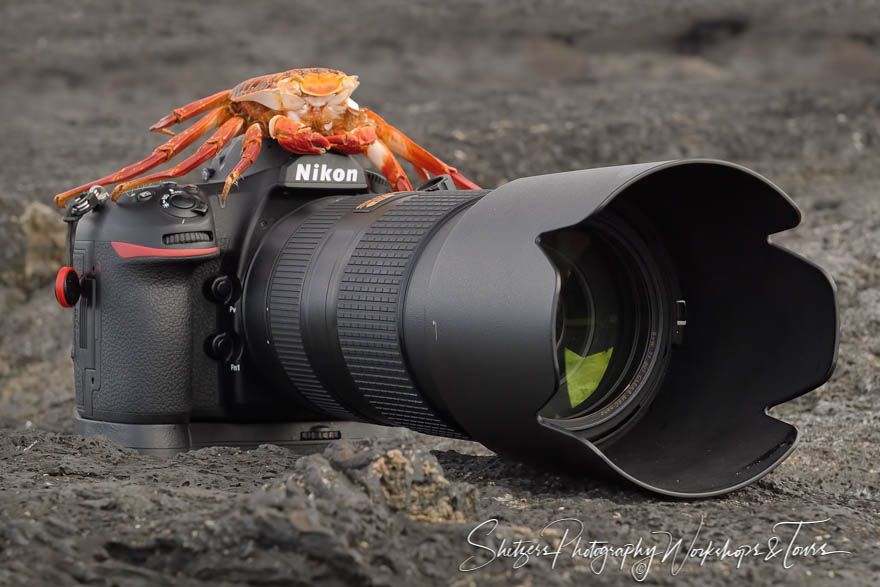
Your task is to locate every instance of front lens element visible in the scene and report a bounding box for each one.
[539,219,650,422]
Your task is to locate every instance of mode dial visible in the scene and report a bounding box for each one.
[161,187,208,218]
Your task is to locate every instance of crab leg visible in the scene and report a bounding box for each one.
[54,107,231,208]
[324,125,412,190]
[362,109,480,190]
[149,89,232,135]
[112,116,246,199]
[365,139,413,192]
[221,122,264,203]
[412,166,430,182]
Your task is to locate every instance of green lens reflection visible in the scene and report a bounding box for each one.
[565,346,614,408]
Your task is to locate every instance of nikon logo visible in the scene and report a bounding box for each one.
[295,163,359,183]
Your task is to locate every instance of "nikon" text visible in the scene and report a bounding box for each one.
[295,163,359,183]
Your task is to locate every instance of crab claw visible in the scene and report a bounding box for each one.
[326,126,377,155]
[270,115,330,155]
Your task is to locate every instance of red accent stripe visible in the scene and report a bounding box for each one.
[111,241,218,259]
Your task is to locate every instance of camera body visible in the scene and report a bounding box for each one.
[68,140,838,497]
[71,139,412,453]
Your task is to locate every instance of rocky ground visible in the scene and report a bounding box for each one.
[1,0,879,585]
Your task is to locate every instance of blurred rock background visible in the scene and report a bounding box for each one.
[0,0,878,584]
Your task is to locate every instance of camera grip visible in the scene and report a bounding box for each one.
[74,241,211,424]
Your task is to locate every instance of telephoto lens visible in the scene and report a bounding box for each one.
[241,159,838,497]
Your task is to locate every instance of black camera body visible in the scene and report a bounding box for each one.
[69,138,838,497]
[72,139,423,452]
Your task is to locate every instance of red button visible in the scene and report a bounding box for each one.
[55,266,80,308]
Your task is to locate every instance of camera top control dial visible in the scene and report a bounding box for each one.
[159,182,208,218]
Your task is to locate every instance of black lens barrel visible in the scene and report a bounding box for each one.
[335,192,482,437]
[244,190,486,438]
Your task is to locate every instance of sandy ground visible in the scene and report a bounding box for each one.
[0,0,878,585]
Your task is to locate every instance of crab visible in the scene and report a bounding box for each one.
[53,67,480,208]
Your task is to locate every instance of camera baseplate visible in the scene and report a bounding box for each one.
[73,412,402,456]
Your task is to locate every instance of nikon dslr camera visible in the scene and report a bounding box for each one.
[67,138,838,497]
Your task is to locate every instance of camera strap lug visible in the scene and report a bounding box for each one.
[416,174,456,192]
[56,186,109,308]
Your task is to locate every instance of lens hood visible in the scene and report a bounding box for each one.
[402,159,838,497]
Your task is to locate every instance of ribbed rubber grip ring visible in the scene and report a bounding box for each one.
[268,197,368,419]
[337,192,482,437]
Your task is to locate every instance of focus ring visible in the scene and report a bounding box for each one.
[337,192,482,437]
[268,197,368,419]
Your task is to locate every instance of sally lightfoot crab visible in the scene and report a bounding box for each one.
[54,68,479,208]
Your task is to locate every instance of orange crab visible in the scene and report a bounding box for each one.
[54,67,480,208]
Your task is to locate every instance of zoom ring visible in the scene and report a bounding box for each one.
[338,192,482,438]
[268,197,368,419]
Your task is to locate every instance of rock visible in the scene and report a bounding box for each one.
[3,434,479,586]
[308,434,478,522]
[0,198,65,292]
[20,202,66,291]
[0,196,26,289]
